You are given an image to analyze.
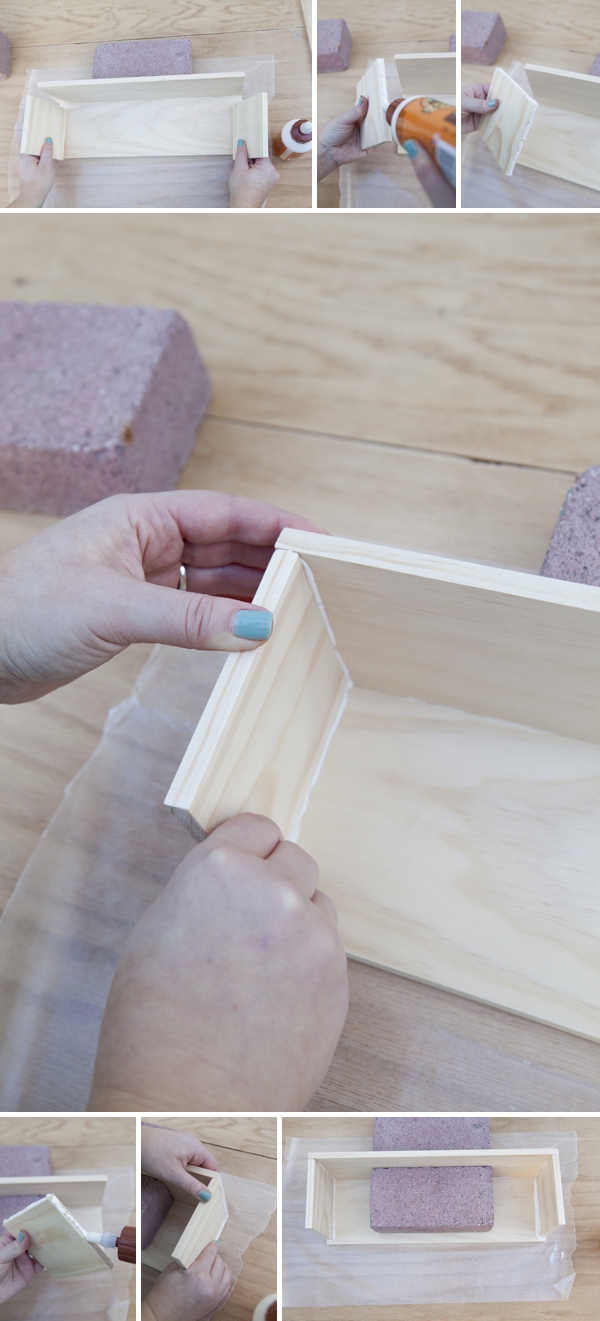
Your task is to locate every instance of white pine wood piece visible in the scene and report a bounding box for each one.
[141,1169,228,1272]
[518,102,600,191]
[62,96,240,159]
[394,52,456,97]
[21,95,68,158]
[276,530,600,744]
[165,548,349,840]
[3,1194,112,1277]
[37,72,246,107]
[305,1158,334,1236]
[524,64,600,119]
[356,59,392,149]
[297,685,600,1041]
[306,1149,564,1245]
[479,67,537,174]
[0,1175,106,1207]
[233,92,269,158]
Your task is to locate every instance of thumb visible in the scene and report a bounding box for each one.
[40,139,54,161]
[110,577,274,652]
[0,1231,30,1263]
[194,1241,220,1272]
[462,95,499,115]
[352,96,369,119]
[234,139,249,169]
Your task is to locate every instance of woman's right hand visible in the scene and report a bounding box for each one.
[0,1230,44,1302]
[317,97,371,179]
[142,1242,232,1321]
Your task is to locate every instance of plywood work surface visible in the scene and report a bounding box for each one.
[0,7,310,207]
[284,1115,600,1321]
[1,217,600,1112]
[141,1118,276,1321]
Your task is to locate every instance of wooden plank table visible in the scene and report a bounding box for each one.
[317,1,455,207]
[141,1117,276,1320]
[282,1115,600,1321]
[0,1,311,208]
[0,1116,135,1320]
[461,0,600,207]
[1,215,600,1110]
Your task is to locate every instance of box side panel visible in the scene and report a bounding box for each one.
[535,1153,566,1237]
[305,1160,335,1237]
[165,549,350,839]
[171,1178,228,1268]
[3,1194,111,1277]
[312,1150,551,1179]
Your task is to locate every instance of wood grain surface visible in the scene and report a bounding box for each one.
[317,1,455,206]
[141,1117,276,1320]
[0,1116,135,1318]
[1,216,600,1110]
[1,3,310,207]
[283,1115,600,1321]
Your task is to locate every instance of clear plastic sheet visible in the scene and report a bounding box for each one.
[0,645,226,1111]
[339,60,430,210]
[282,1131,577,1306]
[0,1165,134,1320]
[8,57,275,208]
[142,1171,276,1303]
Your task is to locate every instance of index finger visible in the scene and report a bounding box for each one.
[139,491,328,550]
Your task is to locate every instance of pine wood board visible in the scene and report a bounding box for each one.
[4,214,600,469]
[524,63,600,117]
[356,59,391,148]
[24,93,241,159]
[41,72,246,106]
[233,92,270,156]
[518,101,600,191]
[300,0,312,50]
[478,67,537,174]
[0,1116,135,1149]
[3,0,303,47]
[394,51,456,96]
[284,1116,600,1321]
[148,1116,277,1160]
[4,1192,112,1277]
[21,95,68,159]
[462,129,600,208]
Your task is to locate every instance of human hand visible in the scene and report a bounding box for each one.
[228,141,280,207]
[403,139,456,208]
[89,813,350,1110]
[317,97,370,179]
[0,1230,44,1302]
[8,140,55,208]
[461,84,499,134]
[141,1123,220,1201]
[143,1242,233,1321]
[0,490,325,703]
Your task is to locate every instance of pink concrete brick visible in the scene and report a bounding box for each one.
[0,1144,52,1225]
[374,1117,491,1151]
[540,466,600,586]
[370,1165,494,1232]
[93,39,193,79]
[0,31,11,80]
[591,54,600,77]
[317,19,352,74]
[141,1174,174,1250]
[462,12,506,65]
[0,302,212,515]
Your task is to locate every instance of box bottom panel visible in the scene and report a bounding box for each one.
[63,96,240,158]
[330,1175,538,1244]
[296,687,600,1040]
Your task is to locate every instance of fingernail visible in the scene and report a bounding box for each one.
[237,138,244,146]
[45,137,52,144]
[487,99,497,108]
[232,609,273,640]
[18,1232,24,1242]
[359,96,364,105]
[404,140,419,159]
[198,1188,211,1202]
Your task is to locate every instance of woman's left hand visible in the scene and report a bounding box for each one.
[0,1230,44,1302]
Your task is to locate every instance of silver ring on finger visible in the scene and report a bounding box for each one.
[178,564,188,591]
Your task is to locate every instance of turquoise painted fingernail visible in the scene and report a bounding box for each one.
[487,99,497,108]
[198,1189,211,1202]
[359,96,364,105]
[232,609,273,640]
[18,1232,24,1242]
[404,140,418,159]
[237,138,244,146]
[45,137,52,144]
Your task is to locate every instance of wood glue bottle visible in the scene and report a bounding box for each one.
[386,97,456,187]
[273,119,312,160]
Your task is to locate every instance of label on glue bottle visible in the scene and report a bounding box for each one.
[273,119,312,160]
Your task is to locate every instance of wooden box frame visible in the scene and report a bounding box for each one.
[478,63,600,190]
[141,1165,229,1272]
[166,529,600,1043]
[1,1175,111,1277]
[305,1149,565,1245]
[21,73,269,161]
